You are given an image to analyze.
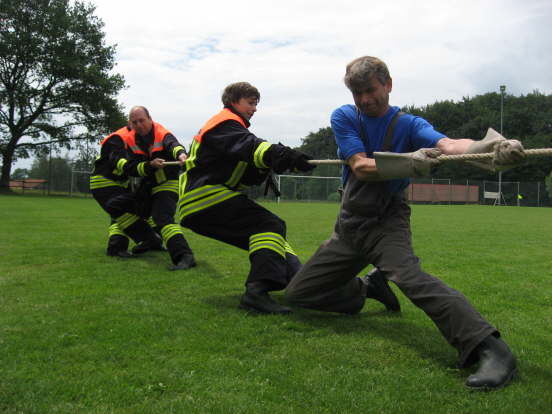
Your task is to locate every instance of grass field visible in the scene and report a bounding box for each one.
[1,194,551,413]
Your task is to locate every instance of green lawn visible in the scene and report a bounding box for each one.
[1,195,551,413]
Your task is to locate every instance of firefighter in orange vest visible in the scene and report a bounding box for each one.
[126,106,196,270]
[90,125,162,258]
[178,82,315,314]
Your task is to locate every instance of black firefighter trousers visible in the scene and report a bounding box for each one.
[92,186,157,254]
[181,195,300,291]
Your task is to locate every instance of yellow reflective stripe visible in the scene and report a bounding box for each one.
[249,243,286,258]
[254,142,272,169]
[160,224,182,242]
[112,158,128,176]
[249,232,286,258]
[108,223,126,237]
[147,217,156,228]
[172,145,185,159]
[178,186,240,220]
[137,162,148,176]
[180,184,231,204]
[284,241,296,256]
[250,232,286,246]
[90,175,128,190]
[152,180,179,195]
[115,212,139,230]
[155,168,167,184]
[225,161,247,188]
[178,171,188,199]
[185,141,200,171]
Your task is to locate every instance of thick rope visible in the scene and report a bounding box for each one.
[162,148,552,166]
[306,148,552,165]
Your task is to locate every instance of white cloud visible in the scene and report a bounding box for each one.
[13,0,552,169]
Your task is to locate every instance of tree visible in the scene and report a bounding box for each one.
[28,154,72,192]
[11,168,29,180]
[0,0,127,189]
[296,127,341,177]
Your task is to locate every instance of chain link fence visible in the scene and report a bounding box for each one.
[13,167,552,207]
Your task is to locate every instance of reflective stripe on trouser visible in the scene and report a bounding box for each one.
[107,221,129,254]
[114,212,155,244]
[159,223,193,264]
[181,194,300,290]
[151,190,194,264]
[92,185,156,246]
[285,192,497,367]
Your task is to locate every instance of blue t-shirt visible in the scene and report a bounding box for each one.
[331,105,445,193]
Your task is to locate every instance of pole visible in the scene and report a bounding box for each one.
[498,85,506,205]
[48,141,52,196]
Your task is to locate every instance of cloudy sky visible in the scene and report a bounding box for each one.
[15,0,552,168]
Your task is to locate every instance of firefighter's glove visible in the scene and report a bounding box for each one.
[291,153,316,173]
[466,128,526,171]
[374,148,441,179]
[270,143,315,174]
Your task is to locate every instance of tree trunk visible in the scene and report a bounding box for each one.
[0,151,14,189]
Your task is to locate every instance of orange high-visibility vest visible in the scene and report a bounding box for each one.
[194,108,246,143]
[101,126,132,147]
[126,122,172,157]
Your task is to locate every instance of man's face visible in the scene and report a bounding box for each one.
[129,109,153,136]
[231,97,258,121]
[352,77,392,117]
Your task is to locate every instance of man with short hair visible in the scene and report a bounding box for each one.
[126,106,196,270]
[178,82,315,314]
[285,56,524,390]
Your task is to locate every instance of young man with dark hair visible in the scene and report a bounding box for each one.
[285,56,524,390]
[178,82,315,314]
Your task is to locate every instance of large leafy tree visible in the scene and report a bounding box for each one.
[0,0,126,189]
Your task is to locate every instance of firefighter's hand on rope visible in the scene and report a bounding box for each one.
[466,128,526,171]
[374,148,441,179]
[178,153,188,166]
[150,158,165,169]
[270,143,316,174]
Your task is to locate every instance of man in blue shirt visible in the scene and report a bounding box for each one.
[286,56,524,391]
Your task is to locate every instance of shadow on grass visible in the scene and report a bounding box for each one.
[202,288,456,369]
[290,306,454,366]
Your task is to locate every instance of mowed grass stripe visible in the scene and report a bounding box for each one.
[1,195,551,413]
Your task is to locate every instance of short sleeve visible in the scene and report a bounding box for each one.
[331,106,366,160]
[409,117,446,150]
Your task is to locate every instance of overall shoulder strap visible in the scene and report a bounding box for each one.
[381,111,404,152]
[355,108,405,152]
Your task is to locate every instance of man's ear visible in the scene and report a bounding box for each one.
[387,77,393,93]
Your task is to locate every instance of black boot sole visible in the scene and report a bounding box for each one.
[464,368,516,392]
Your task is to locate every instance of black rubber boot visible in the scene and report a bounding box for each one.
[169,254,197,271]
[132,233,165,254]
[465,335,516,391]
[239,285,291,314]
[362,268,400,312]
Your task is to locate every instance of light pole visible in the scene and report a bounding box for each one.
[498,85,506,205]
